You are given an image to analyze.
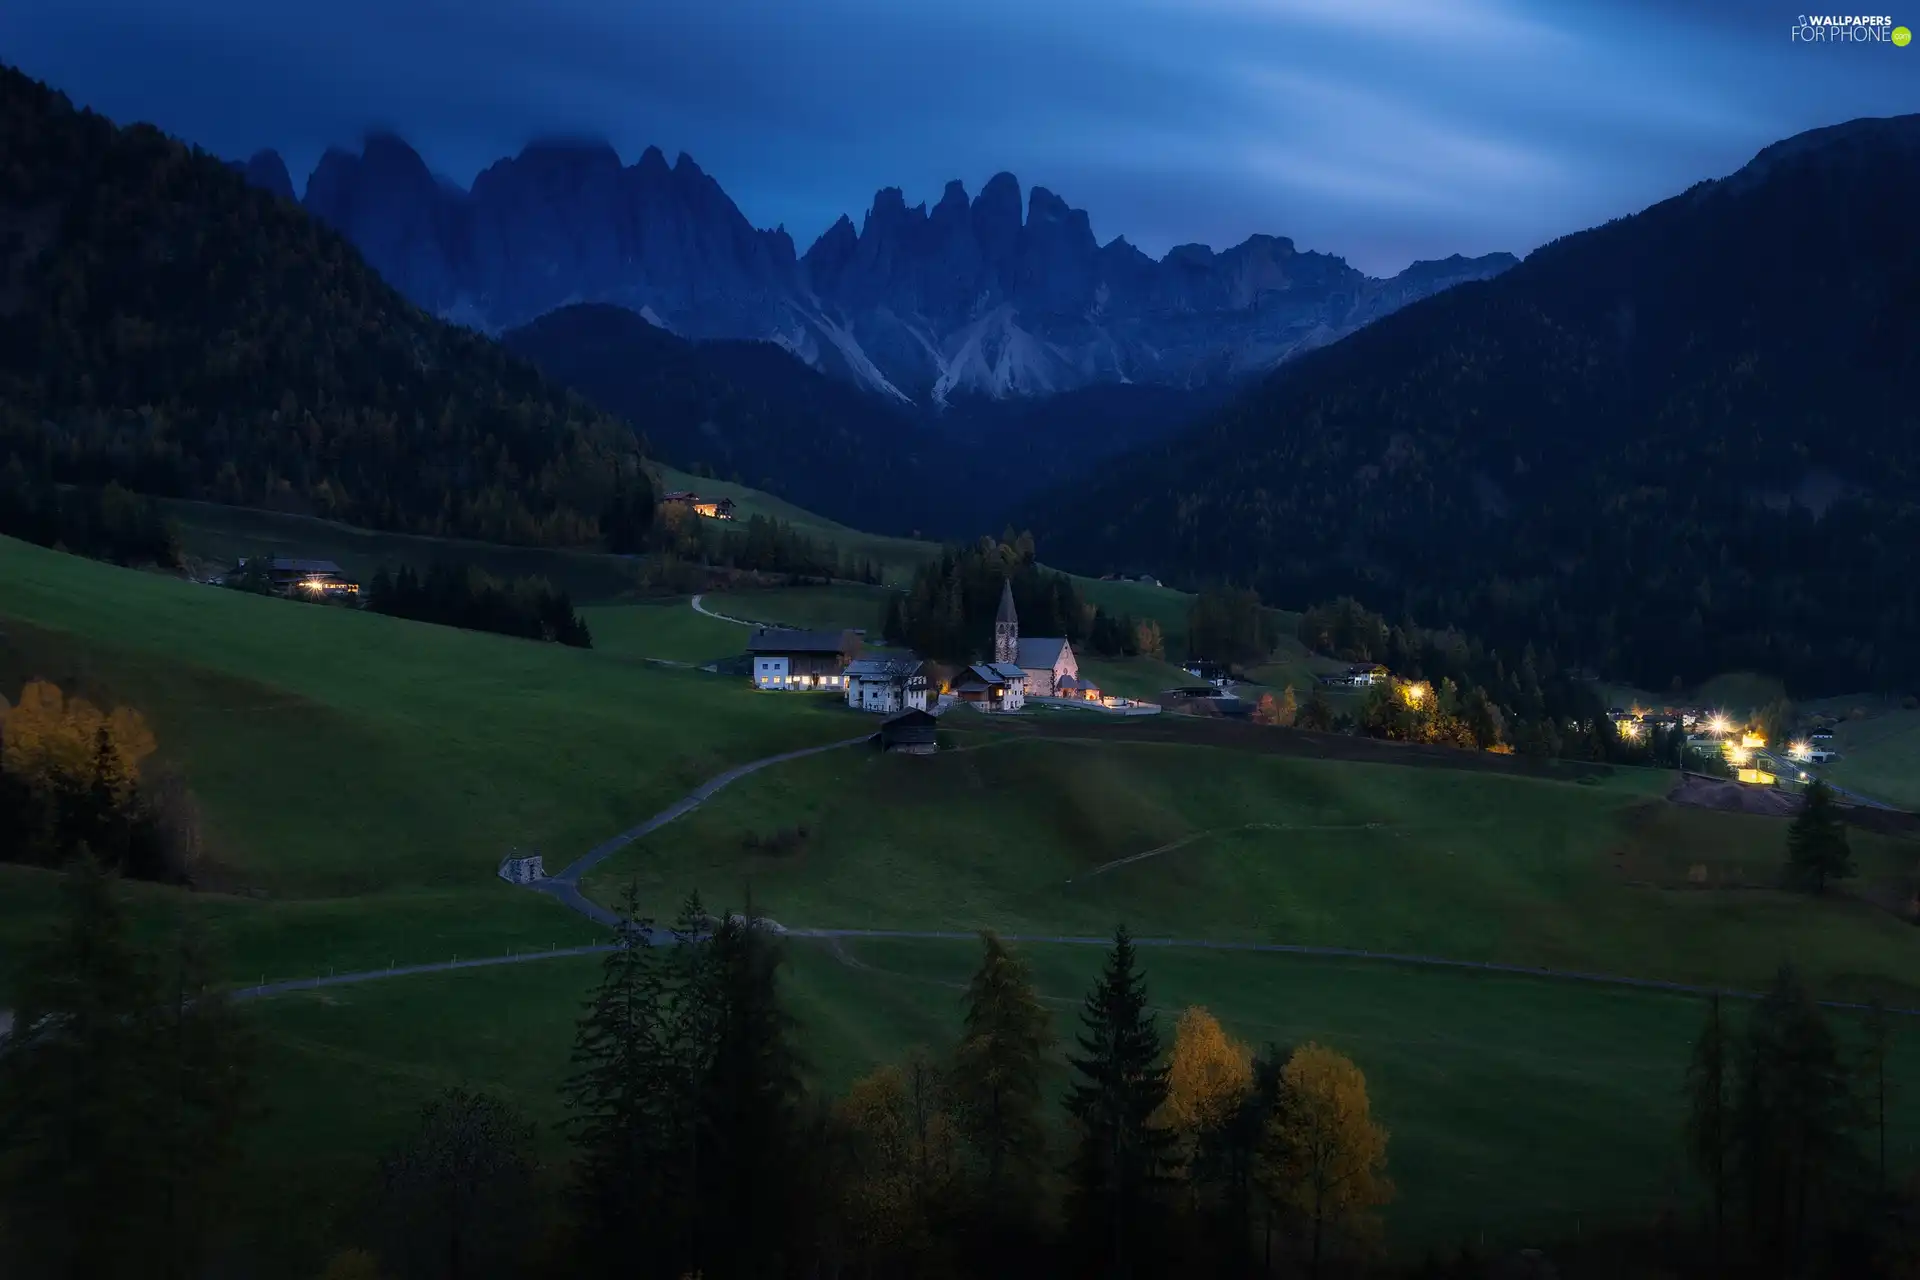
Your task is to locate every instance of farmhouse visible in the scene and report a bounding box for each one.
[747,627,860,691]
[1183,659,1230,688]
[872,708,938,755]
[953,662,1026,712]
[662,490,737,520]
[235,556,360,599]
[1316,662,1389,689]
[995,581,1078,698]
[844,656,929,714]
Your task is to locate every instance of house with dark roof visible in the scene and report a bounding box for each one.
[845,656,929,714]
[662,490,737,520]
[233,556,360,598]
[873,708,939,755]
[746,627,860,691]
[993,580,1078,698]
[953,662,1026,712]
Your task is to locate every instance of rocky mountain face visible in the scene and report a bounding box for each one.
[245,136,1514,403]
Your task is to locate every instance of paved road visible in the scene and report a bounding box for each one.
[527,734,872,928]
[689,593,760,627]
[1756,750,1898,810]
[227,924,1920,1019]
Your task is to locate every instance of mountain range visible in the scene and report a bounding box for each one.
[1027,113,1920,697]
[237,137,1515,403]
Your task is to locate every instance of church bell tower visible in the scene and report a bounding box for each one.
[994,579,1019,665]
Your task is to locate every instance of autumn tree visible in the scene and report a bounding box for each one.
[377,1088,536,1280]
[1297,688,1337,732]
[1134,619,1166,661]
[1263,1042,1393,1277]
[1785,780,1854,894]
[1160,1007,1254,1162]
[829,1053,960,1272]
[1065,926,1174,1278]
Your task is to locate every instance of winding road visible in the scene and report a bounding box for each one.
[220,592,1914,1017]
[689,593,760,627]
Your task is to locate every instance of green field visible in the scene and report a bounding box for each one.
[230,933,1920,1271]
[577,735,1920,1002]
[700,582,895,632]
[1825,707,1920,810]
[0,536,856,979]
[654,465,940,585]
[580,597,749,664]
[165,498,652,604]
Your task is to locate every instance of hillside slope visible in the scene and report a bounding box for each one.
[0,65,649,546]
[1033,115,1920,697]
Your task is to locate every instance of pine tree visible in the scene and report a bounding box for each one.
[698,909,809,1276]
[1685,993,1731,1262]
[0,858,164,1274]
[1785,780,1854,893]
[1065,925,1174,1279]
[950,931,1053,1207]
[1732,965,1859,1269]
[1861,1000,1892,1195]
[560,883,672,1261]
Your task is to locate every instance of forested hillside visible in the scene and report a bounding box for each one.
[0,65,651,547]
[501,304,949,535]
[1032,115,1920,697]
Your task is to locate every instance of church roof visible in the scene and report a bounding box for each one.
[1015,637,1070,669]
[995,579,1018,627]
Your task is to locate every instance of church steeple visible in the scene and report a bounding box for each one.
[994,579,1019,665]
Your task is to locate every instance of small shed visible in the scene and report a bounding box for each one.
[874,709,939,755]
[498,853,547,884]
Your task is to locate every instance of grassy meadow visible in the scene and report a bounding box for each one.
[579,735,1920,1002]
[0,536,859,978]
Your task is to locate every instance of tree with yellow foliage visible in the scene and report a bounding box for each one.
[1161,1007,1253,1145]
[830,1052,959,1272]
[0,679,156,799]
[315,1248,385,1280]
[1262,1042,1392,1277]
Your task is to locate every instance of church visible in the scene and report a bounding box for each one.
[995,580,1080,699]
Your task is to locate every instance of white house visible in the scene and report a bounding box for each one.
[994,580,1077,699]
[845,657,929,714]
[954,662,1027,712]
[747,628,858,691]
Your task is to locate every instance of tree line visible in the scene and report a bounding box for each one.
[0,469,180,568]
[5,863,1917,1277]
[0,679,201,882]
[365,564,593,648]
[0,65,653,552]
[882,532,1145,664]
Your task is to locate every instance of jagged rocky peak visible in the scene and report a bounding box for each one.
[290,130,1516,400]
[232,149,296,201]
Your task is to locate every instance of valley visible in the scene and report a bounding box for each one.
[3,46,1919,1280]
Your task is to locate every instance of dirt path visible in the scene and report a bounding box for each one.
[689,593,761,627]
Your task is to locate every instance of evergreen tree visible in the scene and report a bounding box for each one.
[1065,926,1174,1279]
[1785,780,1854,894]
[1685,993,1731,1263]
[1732,966,1860,1270]
[698,910,809,1277]
[0,860,253,1278]
[1861,1001,1892,1196]
[951,931,1053,1206]
[560,884,672,1262]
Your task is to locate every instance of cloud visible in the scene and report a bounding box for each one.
[3,0,1914,275]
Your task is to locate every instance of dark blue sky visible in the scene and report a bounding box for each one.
[5,0,1914,274]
